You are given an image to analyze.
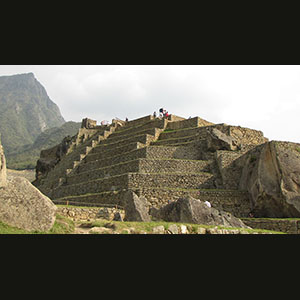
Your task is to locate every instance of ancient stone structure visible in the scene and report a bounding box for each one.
[241,218,300,234]
[33,114,271,219]
[150,195,250,228]
[81,118,97,129]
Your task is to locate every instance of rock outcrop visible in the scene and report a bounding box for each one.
[0,176,57,231]
[206,127,239,151]
[123,191,151,222]
[0,140,57,231]
[239,141,300,217]
[150,195,249,228]
[35,135,74,182]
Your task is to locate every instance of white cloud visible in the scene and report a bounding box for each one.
[1,65,300,142]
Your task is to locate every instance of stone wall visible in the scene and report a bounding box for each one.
[106,128,162,144]
[146,145,203,160]
[82,145,204,172]
[67,159,140,185]
[241,218,300,234]
[167,114,186,122]
[166,117,213,130]
[69,158,212,185]
[125,115,154,128]
[134,188,251,217]
[153,134,204,146]
[214,124,267,146]
[86,142,143,162]
[138,158,212,174]
[53,190,123,206]
[92,133,155,152]
[80,144,146,171]
[112,118,166,138]
[159,127,206,140]
[81,118,97,129]
[197,190,251,217]
[128,172,215,190]
[51,173,129,199]
[215,150,247,189]
[57,205,125,221]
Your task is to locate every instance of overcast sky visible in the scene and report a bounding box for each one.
[1,65,300,143]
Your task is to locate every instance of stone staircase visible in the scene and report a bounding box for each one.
[34,114,269,218]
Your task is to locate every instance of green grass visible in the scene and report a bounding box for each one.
[0,214,285,234]
[0,214,75,234]
[162,129,175,133]
[0,220,31,234]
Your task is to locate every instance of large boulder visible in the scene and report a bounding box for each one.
[0,135,7,188]
[206,128,239,152]
[0,175,57,232]
[123,191,151,222]
[239,141,300,217]
[150,195,249,228]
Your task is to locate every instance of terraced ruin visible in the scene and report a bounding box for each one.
[33,114,268,219]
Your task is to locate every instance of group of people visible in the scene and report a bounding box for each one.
[153,108,169,119]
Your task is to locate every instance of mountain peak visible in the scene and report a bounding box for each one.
[0,73,65,155]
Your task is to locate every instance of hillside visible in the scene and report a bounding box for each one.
[0,72,65,155]
[6,121,81,169]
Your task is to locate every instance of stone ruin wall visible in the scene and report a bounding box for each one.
[215,124,268,146]
[210,124,269,191]
[241,218,300,234]
[33,114,272,220]
[166,116,213,130]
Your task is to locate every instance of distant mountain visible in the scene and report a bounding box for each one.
[0,73,65,155]
[6,121,81,169]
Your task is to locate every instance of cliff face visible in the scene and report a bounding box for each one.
[0,73,65,155]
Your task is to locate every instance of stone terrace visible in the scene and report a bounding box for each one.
[34,114,267,218]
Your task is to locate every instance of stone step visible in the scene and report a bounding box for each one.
[53,191,124,207]
[159,126,207,141]
[152,138,207,149]
[119,115,154,129]
[151,135,205,146]
[66,158,213,185]
[165,116,214,131]
[127,172,215,190]
[51,172,216,200]
[51,173,129,199]
[110,118,166,140]
[92,133,156,153]
[105,127,161,144]
[85,142,145,163]
[78,145,203,172]
[52,187,251,218]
